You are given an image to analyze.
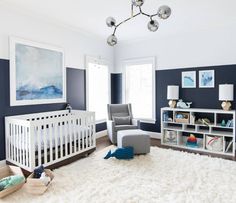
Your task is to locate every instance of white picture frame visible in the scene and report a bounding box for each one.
[10,37,66,106]
[199,70,215,88]
[182,71,196,88]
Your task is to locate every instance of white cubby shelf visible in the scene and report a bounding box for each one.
[161,107,235,157]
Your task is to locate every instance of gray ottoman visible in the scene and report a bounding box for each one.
[117,129,150,154]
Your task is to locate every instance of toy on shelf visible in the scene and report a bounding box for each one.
[226,119,233,127]
[196,118,211,126]
[176,99,192,109]
[221,120,226,127]
[186,134,198,148]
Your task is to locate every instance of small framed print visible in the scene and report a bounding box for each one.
[199,70,215,88]
[182,71,196,88]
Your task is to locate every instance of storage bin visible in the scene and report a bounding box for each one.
[25,169,54,195]
[0,165,25,198]
[174,112,190,123]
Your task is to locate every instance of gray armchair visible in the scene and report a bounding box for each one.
[107,104,140,144]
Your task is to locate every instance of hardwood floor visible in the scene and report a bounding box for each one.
[96,136,236,161]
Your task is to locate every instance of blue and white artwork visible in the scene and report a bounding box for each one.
[10,38,65,106]
[199,70,215,88]
[182,71,196,88]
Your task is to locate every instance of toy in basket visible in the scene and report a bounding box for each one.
[0,165,25,198]
[186,134,198,148]
[25,165,54,195]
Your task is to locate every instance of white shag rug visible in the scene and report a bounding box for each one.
[2,146,236,203]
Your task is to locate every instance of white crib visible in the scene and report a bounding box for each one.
[5,110,96,172]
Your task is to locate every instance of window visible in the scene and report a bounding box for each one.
[124,58,155,122]
[86,56,110,122]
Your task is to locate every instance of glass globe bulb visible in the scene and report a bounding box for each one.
[158,5,171,19]
[107,35,117,46]
[132,0,145,7]
[106,17,116,27]
[147,20,159,32]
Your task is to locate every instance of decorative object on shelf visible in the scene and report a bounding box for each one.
[176,99,192,109]
[199,70,215,88]
[167,85,179,108]
[182,71,196,88]
[196,118,211,126]
[10,37,66,106]
[163,112,169,122]
[164,131,177,144]
[106,0,171,46]
[186,134,198,148]
[221,120,226,127]
[226,119,233,127]
[206,135,223,152]
[219,84,234,111]
[225,141,233,153]
[66,103,72,113]
[190,114,195,124]
[174,112,190,123]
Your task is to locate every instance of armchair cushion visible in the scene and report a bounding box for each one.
[113,116,131,125]
[115,125,138,132]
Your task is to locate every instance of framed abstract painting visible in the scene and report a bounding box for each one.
[182,71,196,88]
[10,37,66,106]
[199,70,215,88]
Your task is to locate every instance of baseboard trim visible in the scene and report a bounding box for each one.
[144,131,161,139]
[0,160,6,167]
[96,130,107,139]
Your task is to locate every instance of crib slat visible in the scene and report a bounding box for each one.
[10,124,13,161]
[22,127,25,167]
[49,122,53,162]
[26,127,29,168]
[85,117,88,149]
[19,126,22,165]
[65,120,68,156]
[69,119,72,155]
[78,118,81,152]
[43,123,47,164]
[59,121,63,158]
[89,116,92,148]
[73,118,77,153]
[82,116,85,150]
[54,122,58,160]
[37,125,41,166]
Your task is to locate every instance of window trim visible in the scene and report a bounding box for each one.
[122,57,156,123]
[85,55,111,123]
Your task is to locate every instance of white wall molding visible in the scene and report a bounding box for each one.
[96,130,107,139]
[0,160,6,167]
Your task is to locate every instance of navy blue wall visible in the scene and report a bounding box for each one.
[111,73,122,104]
[112,64,236,133]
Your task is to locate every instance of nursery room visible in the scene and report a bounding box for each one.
[0,0,236,202]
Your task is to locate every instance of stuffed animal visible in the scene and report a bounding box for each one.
[34,165,45,178]
[40,172,51,186]
[104,147,134,160]
[0,175,24,191]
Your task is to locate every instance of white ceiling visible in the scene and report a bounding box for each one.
[1,0,236,42]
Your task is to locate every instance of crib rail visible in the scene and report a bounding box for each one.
[5,110,96,172]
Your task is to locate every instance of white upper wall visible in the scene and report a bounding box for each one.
[114,26,236,72]
[0,4,114,71]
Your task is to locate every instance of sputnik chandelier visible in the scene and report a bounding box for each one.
[106,0,171,46]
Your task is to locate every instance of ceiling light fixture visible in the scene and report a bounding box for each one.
[106,0,171,46]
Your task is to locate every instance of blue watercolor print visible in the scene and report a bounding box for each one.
[15,43,63,101]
